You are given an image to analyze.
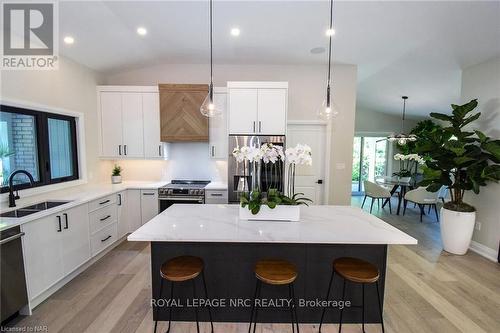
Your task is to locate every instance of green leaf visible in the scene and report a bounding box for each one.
[484,140,500,160]
[251,205,260,215]
[452,99,478,120]
[453,156,476,165]
[482,165,500,181]
[267,201,277,209]
[426,183,442,192]
[460,113,481,128]
[474,130,488,143]
[430,112,453,122]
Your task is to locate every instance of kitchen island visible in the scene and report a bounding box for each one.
[128,204,416,324]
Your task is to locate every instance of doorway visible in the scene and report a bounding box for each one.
[352,136,388,195]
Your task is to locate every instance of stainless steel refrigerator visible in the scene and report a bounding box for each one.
[228,135,285,203]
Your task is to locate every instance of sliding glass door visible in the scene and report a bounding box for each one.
[352,136,388,195]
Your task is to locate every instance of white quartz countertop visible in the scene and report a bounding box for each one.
[0,181,167,231]
[204,182,228,190]
[128,204,417,245]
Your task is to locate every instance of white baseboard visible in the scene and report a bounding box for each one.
[469,241,498,262]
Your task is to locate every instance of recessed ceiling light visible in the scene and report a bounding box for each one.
[230,28,240,36]
[325,28,336,36]
[137,27,147,36]
[63,36,74,44]
[310,47,326,54]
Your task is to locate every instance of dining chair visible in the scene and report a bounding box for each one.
[403,187,440,222]
[362,181,392,214]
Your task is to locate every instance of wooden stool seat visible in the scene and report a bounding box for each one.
[333,257,379,284]
[160,255,203,282]
[254,259,297,285]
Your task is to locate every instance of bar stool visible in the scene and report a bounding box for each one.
[248,259,300,333]
[154,256,214,333]
[318,257,384,333]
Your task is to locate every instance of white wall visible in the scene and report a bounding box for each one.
[0,56,105,184]
[105,63,358,204]
[461,57,500,254]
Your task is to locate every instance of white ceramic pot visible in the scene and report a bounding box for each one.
[440,207,476,255]
[239,205,300,222]
[111,175,122,184]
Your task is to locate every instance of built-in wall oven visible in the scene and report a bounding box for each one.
[158,180,210,213]
[228,135,286,203]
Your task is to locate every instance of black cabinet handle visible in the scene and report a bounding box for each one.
[259,121,262,133]
[100,215,111,222]
[118,194,122,206]
[316,179,323,184]
[101,235,112,242]
[159,145,162,156]
[119,145,122,155]
[211,146,215,157]
[57,216,62,232]
[253,121,256,133]
[124,145,127,155]
[210,193,223,197]
[99,199,110,205]
[142,192,155,196]
[63,213,68,229]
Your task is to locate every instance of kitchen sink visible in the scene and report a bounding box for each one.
[0,201,71,218]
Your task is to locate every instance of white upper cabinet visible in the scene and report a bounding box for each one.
[228,88,258,135]
[98,86,165,159]
[100,92,123,157]
[121,92,144,157]
[142,92,163,158]
[228,82,288,135]
[209,90,228,159]
[257,88,287,135]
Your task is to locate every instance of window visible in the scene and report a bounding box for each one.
[0,104,79,193]
[352,136,388,195]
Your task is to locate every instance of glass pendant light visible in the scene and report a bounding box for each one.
[387,96,417,144]
[319,0,338,121]
[200,0,221,117]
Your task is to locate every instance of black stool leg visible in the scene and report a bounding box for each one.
[319,269,335,332]
[375,281,385,333]
[154,278,164,333]
[201,271,214,333]
[166,282,174,333]
[253,281,262,333]
[192,280,200,333]
[291,283,300,333]
[338,279,346,333]
[288,284,295,333]
[362,283,365,333]
[248,280,261,333]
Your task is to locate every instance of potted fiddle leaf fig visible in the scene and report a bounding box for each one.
[417,99,500,254]
[111,164,122,184]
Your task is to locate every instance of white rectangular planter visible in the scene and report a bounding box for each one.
[239,205,300,222]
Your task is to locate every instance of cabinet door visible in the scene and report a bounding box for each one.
[122,92,144,157]
[140,190,158,225]
[209,92,228,159]
[143,92,162,158]
[61,204,91,275]
[257,89,287,135]
[117,191,128,238]
[228,88,258,134]
[100,92,123,157]
[127,190,142,232]
[22,214,64,300]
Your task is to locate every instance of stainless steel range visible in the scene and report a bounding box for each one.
[158,180,210,213]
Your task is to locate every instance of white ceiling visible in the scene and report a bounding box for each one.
[59,1,500,116]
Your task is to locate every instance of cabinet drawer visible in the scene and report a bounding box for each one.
[89,204,117,234]
[205,190,228,204]
[90,223,118,256]
[88,194,117,212]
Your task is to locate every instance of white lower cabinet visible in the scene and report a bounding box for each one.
[127,189,142,232]
[205,190,228,204]
[141,190,158,225]
[22,204,90,300]
[90,223,118,256]
[117,191,128,238]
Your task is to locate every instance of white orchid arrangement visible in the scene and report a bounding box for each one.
[232,143,312,197]
[393,153,425,178]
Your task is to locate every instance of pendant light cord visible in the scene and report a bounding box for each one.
[209,0,213,100]
[401,97,408,133]
[327,0,333,86]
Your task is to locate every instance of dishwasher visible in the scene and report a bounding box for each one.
[1,226,28,323]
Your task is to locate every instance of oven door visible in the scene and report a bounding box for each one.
[158,196,205,213]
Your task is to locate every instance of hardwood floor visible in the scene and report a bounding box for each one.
[8,198,500,333]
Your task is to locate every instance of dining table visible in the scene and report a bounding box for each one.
[376,178,413,215]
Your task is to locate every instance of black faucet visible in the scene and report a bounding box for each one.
[8,170,35,207]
